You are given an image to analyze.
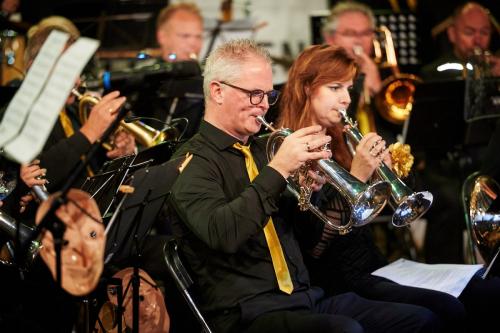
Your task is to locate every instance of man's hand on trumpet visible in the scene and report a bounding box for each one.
[268,125,332,179]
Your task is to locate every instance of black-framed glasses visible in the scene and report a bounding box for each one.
[219,81,280,106]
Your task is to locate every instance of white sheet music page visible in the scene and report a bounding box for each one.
[4,37,99,163]
[372,258,483,297]
[0,30,69,147]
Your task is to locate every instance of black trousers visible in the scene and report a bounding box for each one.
[241,292,440,333]
[352,273,500,333]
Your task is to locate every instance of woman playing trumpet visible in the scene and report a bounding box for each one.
[277,44,500,333]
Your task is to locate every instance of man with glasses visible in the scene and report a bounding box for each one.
[168,39,441,333]
[323,1,381,102]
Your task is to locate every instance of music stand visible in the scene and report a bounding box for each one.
[102,157,184,332]
[405,80,466,154]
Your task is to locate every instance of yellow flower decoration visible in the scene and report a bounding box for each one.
[389,142,414,179]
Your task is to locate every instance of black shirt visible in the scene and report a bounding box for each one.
[170,120,323,331]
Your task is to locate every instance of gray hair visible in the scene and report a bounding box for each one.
[323,1,375,35]
[203,39,272,100]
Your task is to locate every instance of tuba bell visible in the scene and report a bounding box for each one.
[339,109,433,227]
[373,25,422,124]
[71,88,176,150]
[257,116,391,234]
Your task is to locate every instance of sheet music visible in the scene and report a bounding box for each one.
[3,37,99,163]
[372,258,483,297]
[0,30,69,147]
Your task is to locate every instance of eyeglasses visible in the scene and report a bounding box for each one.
[335,29,375,38]
[219,81,280,106]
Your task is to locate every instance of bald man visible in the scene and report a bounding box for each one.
[422,2,499,79]
[156,2,203,62]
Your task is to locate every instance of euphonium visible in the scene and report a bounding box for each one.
[71,89,172,150]
[469,175,500,274]
[257,116,391,234]
[373,25,422,124]
[339,109,433,227]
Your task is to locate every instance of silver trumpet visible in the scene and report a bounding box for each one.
[339,109,433,227]
[257,116,391,234]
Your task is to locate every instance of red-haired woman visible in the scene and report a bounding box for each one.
[277,44,500,333]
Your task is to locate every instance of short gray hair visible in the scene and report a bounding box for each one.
[203,39,272,100]
[323,1,375,35]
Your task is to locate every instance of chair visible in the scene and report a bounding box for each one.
[461,171,481,264]
[163,238,213,333]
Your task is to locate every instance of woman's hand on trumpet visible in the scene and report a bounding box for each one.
[350,132,391,182]
[268,125,332,179]
[80,91,126,144]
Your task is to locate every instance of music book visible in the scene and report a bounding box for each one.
[0,30,99,164]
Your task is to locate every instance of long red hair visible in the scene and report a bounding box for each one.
[277,44,357,170]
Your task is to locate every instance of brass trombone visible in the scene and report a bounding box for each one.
[373,25,422,124]
[71,89,174,150]
[257,116,391,234]
[339,109,433,227]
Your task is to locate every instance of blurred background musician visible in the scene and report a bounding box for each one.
[421,1,499,80]
[25,17,134,192]
[417,2,499,264]
[156,2,203,63]
[131,2,205,142]
[322,0,401,145]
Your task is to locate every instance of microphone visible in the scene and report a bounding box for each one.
[85,61,202,91]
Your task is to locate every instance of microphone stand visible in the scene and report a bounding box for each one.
[21,102,131,288]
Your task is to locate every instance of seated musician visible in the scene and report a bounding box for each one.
[421,2,499,80]
[277,43,500,333]
[24,17,136,192]
[169,38,441,333]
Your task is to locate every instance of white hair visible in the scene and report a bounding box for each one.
[323,1,376,35]
[203,39,272,100]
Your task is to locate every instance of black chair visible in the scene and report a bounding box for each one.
[163,238,213,333]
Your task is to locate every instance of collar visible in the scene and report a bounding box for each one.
[199,120,255,150]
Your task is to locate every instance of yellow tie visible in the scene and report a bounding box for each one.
[233,143,294,294]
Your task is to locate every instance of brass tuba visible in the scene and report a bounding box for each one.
[373,25,422,124]
[257,116,391,234]
[71,89,174,150]
[469,175,500,277]
[339,109,433,227]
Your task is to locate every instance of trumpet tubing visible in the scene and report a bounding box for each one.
[257,116,391,234]
[339,109,433,227]
[71,89,171,149]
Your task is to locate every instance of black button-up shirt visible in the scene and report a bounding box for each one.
[170,121,323,331]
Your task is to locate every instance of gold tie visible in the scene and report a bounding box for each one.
[233,143,294,294]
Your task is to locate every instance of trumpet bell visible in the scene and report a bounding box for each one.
[317,159,391,227]
[392,191,433,227]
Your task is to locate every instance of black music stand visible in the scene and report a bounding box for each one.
[405,80,466,154]
[103,159,183,333]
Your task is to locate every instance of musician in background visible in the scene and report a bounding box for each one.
[25,17,135,191]
[421,2,499,80]
[156,2,203,62]
[279,43,500,333]
[322,1,399,143]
